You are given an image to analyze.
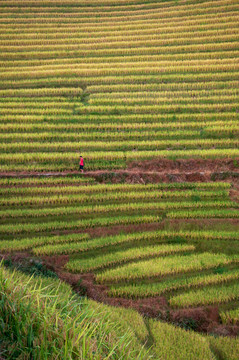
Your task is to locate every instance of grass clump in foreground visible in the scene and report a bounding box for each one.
[1,264,239,360]
[0,265,149,360]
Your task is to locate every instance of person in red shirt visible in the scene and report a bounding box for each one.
[79,156,84,172]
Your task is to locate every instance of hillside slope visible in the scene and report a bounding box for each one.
[0,0,238,172]
[1,265,239,360]
[0,1,239,359]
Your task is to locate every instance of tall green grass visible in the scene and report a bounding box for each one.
[0,265,149,359]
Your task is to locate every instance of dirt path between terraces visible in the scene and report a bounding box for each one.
[2,251,238,338]
[1,158,239,337]
[0,158,238,176]
[0,158,238,186]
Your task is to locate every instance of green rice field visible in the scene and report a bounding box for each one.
[0,0,238,359]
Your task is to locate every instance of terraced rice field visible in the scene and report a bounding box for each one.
[1,178,239,327]
[0,0,239,171]
[0,0,239,357]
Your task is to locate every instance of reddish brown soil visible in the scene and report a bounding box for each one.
[38,258,170,318]
[162,218,239,229]
[128,158,238,173]
[2,252,238,337]
[52,222,163,239]
[38,257,238,337]
[170,307,220,333]
[1,158,239,337]
[0,231,238,340]
[88,222,163,238]
[45,262,239,336]
[112,158,238,184]
[0,158,238,185]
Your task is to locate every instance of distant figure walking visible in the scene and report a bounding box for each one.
[79,156,84,172]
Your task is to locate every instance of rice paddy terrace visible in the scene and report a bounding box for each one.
[0,0,238,172]
[1,178,239,337]
[0,0,239,358]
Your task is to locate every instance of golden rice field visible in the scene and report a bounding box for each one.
[0,0,238,171]
[1,179,239,320]
[0,0,239,359]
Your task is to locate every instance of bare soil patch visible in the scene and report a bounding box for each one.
[39,258,239,337]
[2,252,238,337]
[1,158,238,337]
[0,158,238,186]
[128,158,238,173]
[59,222,164,239]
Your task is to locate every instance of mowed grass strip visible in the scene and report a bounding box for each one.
[65,244,195,272]
[169,282,239,308]
[108,269,239,298]
[96,253,237,283]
